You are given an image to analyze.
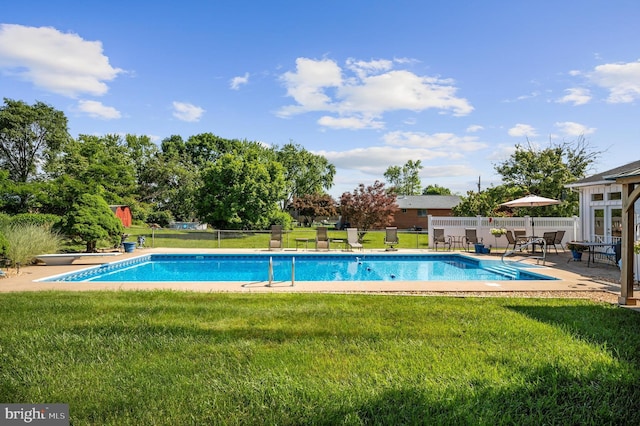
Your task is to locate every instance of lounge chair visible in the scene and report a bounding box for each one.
[514,229,527,241]
[316,227,329,251]
[433,228,451,251]
[346,228,363,251]
[553,230,566,252]
[464,228,481,252]
[541,231,557,254]
[384,227,398,251]
[269,225,283,250]
[505,230,524,252]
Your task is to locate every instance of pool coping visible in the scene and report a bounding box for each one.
[0,247,621,296]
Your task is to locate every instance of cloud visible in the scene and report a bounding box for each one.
[317,115,384,130]
[77,100,121,119]
[277,57,473,128]
[172,101,205,122]
[230,72,249,90]
[0,24,123,97]
[508,123,537,138]
[466,124,484,133]
[554,121,596,136]
[557,87,591,105]
[588,60,640,103]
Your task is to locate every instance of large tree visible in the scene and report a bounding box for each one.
[422,184,452,195]
[493,136,599,216]
[196,149,286,229]
[290,193,337,226]
[339,181,397,232]
[0,98,70,183]
[384,160,423,195]
[276,142,336,210]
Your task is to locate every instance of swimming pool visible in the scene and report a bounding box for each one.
[38,253,555,282]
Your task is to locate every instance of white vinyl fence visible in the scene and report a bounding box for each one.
[427,215,580,250]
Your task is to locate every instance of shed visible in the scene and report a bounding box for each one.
[110,205,132,228]
[390,195,461,230]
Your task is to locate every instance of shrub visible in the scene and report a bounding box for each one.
[9,213,61,228]
[1,223,62,266]
[147,210,174,228]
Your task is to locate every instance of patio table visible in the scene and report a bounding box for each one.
[567,241,616,267]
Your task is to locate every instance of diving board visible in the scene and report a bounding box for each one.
[36,252,122,266]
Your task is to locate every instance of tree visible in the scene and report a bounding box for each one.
[422,184,452,195]
[49,134,137,205]
[0,98,70,183]
[58,193,124,252]
[276,142,336,210]
[452,185,521,217]
[196,149,286,229]
[384,160,423,195]
[493,136,600,216]
[290,194,337,226]
[339,181,397,232]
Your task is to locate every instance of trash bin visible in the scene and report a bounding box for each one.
[123,242,136,253]
[474,243,485,254]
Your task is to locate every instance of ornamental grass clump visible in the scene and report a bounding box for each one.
[1,223,62,267]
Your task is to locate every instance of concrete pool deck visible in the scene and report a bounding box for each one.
[0,248,625,302]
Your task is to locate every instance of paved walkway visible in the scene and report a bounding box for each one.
[0,248,627,301]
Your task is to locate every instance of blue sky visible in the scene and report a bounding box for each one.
[2,1,639,198]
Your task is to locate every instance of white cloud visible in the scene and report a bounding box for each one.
[382,131,487,154]
[0,24,123,97]
[466,124,484,133]
[317,115,384,130]
[277,57,473,128]
[172,101,205,122]
[77,100,121,119]
[557,87,591,105]
[508,123,537,138]
[588,60,640,103]
[230,72,249,90]
[554,121,596,136]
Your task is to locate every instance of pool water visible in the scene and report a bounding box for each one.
[40,254,555,282]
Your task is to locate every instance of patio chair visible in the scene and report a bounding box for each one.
[384,227,399,251]
[464,228,481,252]
[269,225,283,250]
[346,228,363,251]
[433,228,451,251]
[513,229,527,241]
[316,227,329,251]
[553,230,566,252]
[505,230,524,252]
[541,231,558,254]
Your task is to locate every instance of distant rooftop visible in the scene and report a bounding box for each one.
[566,160,640,187]
[394,195,461,210]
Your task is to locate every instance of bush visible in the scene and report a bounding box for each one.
[0,231,8,256]
[147,210,174,228]
[1,223,62,266]
[269,210,293,229]
[9,213,61,228]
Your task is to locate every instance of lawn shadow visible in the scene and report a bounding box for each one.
[505,303,640,367]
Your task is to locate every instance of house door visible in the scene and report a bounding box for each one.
[592,207,622,242]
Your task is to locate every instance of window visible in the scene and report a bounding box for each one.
[417,209,427,217]
[608,192,622,200]
[401,209,407,213]
[591,193,604,201]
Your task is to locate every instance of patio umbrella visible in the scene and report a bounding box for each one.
[500,194,560,236]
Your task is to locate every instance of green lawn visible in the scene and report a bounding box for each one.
[1,292,639,425]
[122,225,431,250]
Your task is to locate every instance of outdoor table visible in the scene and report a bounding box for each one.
[295,238,309,251]
[448,235,465,251]
[567,241,615,267]
[330,238,345,250]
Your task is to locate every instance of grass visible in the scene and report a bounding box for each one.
[120,225,431,250]
[1,292,640,425]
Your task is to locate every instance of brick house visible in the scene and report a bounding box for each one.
[390,195,461,230]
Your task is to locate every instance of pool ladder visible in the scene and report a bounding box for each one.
[267,256,295,287]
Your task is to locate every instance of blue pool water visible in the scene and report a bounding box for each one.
[40,254,555,282]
